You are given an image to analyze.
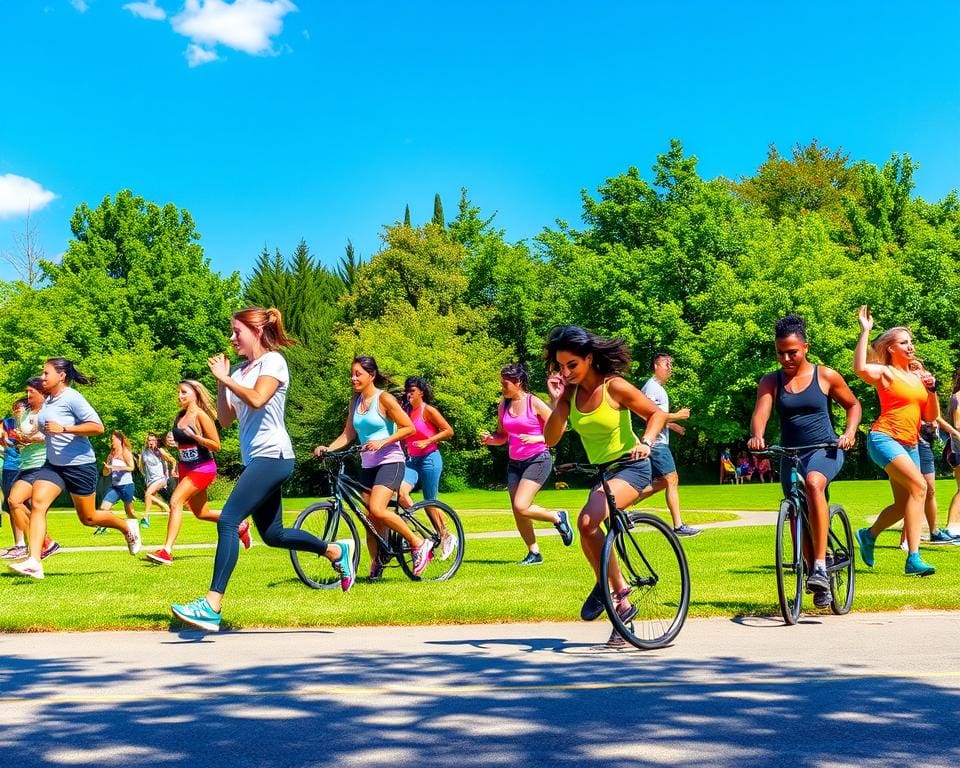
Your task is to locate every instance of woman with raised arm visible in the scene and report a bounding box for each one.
[852,306,939,576]
[481,363,573,566]
[747,314,861,608]
[9,358,141,579]
[171,308,354,632]
[314,356,434,579]
[543,326,667,646]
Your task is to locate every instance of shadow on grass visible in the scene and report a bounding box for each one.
[1,632,957,767]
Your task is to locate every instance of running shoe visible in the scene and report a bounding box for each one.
[139,516,150,529]
[899,540,909,552]
[93,527,107,535]
[555,509,575,546]
[605,627,628,648]
[812,588,833,609]
[238,519,252,550]
[40,541,61,560]
[440,531,458,561]
[412,538,435,577]
[1,545,27,560]
[805,564,830,595]
[170,597,221,632]
[929,529,954,545]
[124,518,142,556]
[518,552,543,566]
[855,528,876,567]
[369,558,385,581]
[615,588,637,623]
[905,552,935,577]
[332,539,355,592]
[674,524,702,537]
[581,583,605,621]
[147,548,174,565]
[8,557,43,579]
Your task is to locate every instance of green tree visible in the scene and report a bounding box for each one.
[432,193,445,229]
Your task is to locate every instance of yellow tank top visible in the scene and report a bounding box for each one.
[569,379,638,464]
[872,368,928,445]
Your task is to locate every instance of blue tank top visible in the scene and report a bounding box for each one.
[775,367,836,447]
[353,390,405,469]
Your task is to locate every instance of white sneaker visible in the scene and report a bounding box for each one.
[9,557,44,579]
[125,518,142,555]
[440,531,458,561]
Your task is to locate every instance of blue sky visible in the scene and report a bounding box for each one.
[2,1,958,282]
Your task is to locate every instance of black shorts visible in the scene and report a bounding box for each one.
[507,452,553,491]
[594,457,652,494]
[34,461,99,497]
[13,466,44,486]
[360,462,405,493]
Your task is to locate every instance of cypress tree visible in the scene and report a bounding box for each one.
[432,194,445,228]
[404,204,411,227]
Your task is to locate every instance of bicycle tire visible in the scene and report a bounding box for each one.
[599,512,690,650]
[775,500,804,625]
[827,503,855,615]
[396,500,465,582]
[290,501,361,589]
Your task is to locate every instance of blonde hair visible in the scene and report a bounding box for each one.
[233,307,295,351]
[180,379,216,421]
[868,326,912,366]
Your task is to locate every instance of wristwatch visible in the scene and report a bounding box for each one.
[640,438,653,447]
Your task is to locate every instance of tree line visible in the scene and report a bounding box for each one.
[2,139,958,490]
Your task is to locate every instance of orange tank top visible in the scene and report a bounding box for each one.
[871,368,928,445]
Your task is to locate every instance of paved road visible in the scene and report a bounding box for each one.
[2,611,958,767]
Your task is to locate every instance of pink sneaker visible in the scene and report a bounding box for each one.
[238,519,252,550]
[412,539,434,577]
[9,557,44,579]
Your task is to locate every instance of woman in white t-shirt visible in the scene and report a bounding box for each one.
[171,308,355,632]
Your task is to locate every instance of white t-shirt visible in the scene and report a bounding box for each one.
[227,351,295,465]
[641,376,671,446]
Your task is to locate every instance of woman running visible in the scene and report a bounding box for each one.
[171,308,354,631]
[96,431,140,533]
[140,432,175,522]
[397,376,457,559]
[316,356,434,579]
[481,363,573,565]
[9,358,140,579]
[747,313,861,607]
[3,382,59,561]
[853,306,940,576]
[543,326,667,646]
[148,381,251,565]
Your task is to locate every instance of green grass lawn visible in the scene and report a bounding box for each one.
[3,478,959,631]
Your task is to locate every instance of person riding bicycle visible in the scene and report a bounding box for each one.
[544,325,667,646]
[747,314,861,608]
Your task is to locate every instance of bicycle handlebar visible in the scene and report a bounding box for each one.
[555,456,643,476]
[750,443,838,457]
[315,445,363,461]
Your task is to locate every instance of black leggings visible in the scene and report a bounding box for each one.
[211,457,329,594]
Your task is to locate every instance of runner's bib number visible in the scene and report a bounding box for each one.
[179,446,199,463]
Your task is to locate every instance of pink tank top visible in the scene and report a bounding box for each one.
[499,394,549,461]
[404,405,439,457]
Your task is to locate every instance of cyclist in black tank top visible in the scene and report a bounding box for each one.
[748,315,861,607]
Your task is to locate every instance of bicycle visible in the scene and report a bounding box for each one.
[289,447,465,588]
[555,457,690,650]
[751,444,855,625]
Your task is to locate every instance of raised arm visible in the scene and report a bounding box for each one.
[544,374,570,447]
[853,306,888,386]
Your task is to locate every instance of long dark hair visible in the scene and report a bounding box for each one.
[500,363,530,393]
[403,376,434,411]
[46,357,94,386]
[353,356,394,389]
[544,325,631,376]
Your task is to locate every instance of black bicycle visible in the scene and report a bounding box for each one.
[290,447,465,588]
[556,458,690,650]
[752,444,855,625]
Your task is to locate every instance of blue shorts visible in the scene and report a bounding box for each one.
[403,450,443,500]
[597,457,652,494]
[103,483,136,506]
[780,446,845,498]
[918,440,935,476]
[867,431,920,471]
[648,444,677,480]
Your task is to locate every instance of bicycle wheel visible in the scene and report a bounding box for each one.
[396,500,465,582]
[290,501,361,589]
[827,503,855,615]
[775,500,804,625]
[599,512,690,650]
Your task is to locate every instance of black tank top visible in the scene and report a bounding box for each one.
[775,366,836,447]
[172,411,214,469]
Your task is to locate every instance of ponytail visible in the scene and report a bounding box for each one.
[233,307,296,351]
[46,357,94,386]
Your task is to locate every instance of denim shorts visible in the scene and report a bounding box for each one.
[103,483,136,505]
[918,440,935,476]
[648,444,677,480]
[596,457,652,494]
[867,431,920,471]
[507,451,552,491]
[403,450,443,500]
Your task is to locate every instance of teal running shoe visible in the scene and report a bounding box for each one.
[333,539,355,592]
[905,552,935,577]
[171,597,221,632]
[140,516,150,529]
[855,528,876,567]
[929,529,953,545]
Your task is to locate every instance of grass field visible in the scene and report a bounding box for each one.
[2,478,959,631]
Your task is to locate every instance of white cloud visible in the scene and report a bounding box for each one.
[185,43,220,67]
[70,0,89,12]
[123,1,167,21]
[0,175,56,219]
[172,0,297,56]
